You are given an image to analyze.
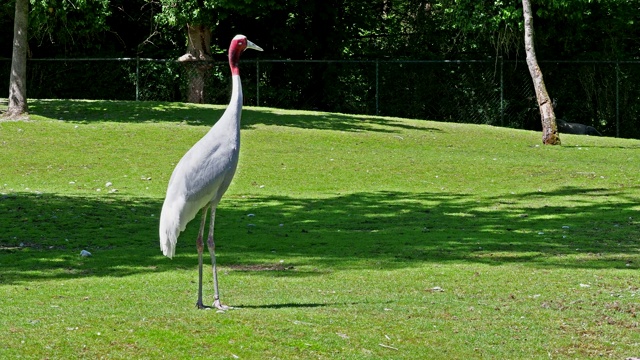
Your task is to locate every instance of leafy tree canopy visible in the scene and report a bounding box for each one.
[2,0,638,59]
[29,0,111,54]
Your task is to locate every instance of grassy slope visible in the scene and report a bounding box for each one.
[1,99,639,359]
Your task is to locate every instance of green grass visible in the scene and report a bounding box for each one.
[1,98,639,359]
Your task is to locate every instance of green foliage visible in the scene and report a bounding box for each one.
[26,60,137,100]
[0,2,15,57]
[534,0,640,58]
[153,0,213,28]
[153,0,288,30]
[29,0,111,53]
[1,100,639,358]
[6,0,638,59]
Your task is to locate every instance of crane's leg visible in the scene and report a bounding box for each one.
[207,207,232,310]
[195,206,209,309]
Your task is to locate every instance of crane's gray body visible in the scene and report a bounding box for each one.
[159,76,243,258]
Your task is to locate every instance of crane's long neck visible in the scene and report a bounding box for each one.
[222,74,243,137]
[218,45,243,140]
[206,74,242,144]
[228,48,243,115]
[230,48,241,76]
[227,75,243,127]
[229,74,243,118]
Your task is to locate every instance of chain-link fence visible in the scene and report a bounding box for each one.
[2,58,640,138]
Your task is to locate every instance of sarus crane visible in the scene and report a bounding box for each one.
[159,35,263,310]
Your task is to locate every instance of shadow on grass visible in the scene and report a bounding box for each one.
[27,99,442,134]
[1,187,638,285]
[237,303,332,309]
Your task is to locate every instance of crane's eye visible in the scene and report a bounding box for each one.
[238,41,244,46]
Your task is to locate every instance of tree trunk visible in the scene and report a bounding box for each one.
[522,0,560,145]
[178,24,213,104]
[6,0,29,118]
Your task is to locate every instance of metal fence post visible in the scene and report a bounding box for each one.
[136,56,140,101]
[500,56,504,127]
[256,60,260,107]
[616,61,620,138]
[375,59,379,116]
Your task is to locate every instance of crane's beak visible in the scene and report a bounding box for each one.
[246,40,263,52]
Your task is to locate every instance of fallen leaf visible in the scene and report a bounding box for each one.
[379,343,398,351]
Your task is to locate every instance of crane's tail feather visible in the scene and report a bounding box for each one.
[159,201,182,259]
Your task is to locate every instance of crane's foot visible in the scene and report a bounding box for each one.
[213,299,233,311]
[196,301,211,310]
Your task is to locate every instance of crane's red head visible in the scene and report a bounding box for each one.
[229,35,263,76]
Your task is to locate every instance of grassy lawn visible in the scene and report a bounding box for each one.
[1,99,639,359]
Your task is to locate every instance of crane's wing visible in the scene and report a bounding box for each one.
[159,130,239,258]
